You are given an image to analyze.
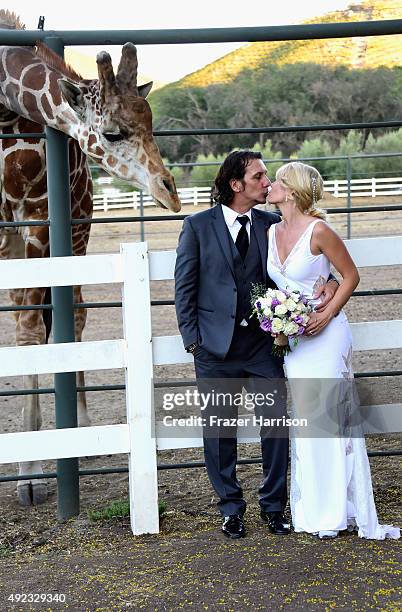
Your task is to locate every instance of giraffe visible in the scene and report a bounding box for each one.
[0,10,181,506]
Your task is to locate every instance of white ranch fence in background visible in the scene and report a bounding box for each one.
[93,177,402,211]
[0,237,401,535]
[93,185,212,211]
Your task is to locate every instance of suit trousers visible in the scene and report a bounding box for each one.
[194,326,289,517]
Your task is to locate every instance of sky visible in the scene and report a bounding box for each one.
[9,0,355,83]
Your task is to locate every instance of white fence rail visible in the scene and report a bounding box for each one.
[0,236,401,535]
[93,186,212,211]
[93,178,402,211]
[325,176,402,198]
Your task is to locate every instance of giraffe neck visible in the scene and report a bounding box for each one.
[0,46,82,138]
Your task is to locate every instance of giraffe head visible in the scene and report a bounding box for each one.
[57,44,181,212]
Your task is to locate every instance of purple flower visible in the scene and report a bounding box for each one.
[271,298,280,307]
[256,301,261,309]
[293,316,303,325]
[260,318,272,332]
[297,326,305,336]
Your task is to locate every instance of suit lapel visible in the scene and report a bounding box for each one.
[251,208,270,285]
[211,204,235,279]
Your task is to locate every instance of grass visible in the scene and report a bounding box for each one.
[88,499,167,522]
[0,546,12,558]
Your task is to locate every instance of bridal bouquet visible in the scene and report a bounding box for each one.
[250,284,313,357]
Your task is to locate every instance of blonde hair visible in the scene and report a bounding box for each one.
[276,161,327,220]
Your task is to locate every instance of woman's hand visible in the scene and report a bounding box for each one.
[305,307,336,336]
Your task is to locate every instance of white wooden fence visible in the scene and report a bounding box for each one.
[0,236,401,535]
[93,177,402,211]
[325,176,402,198]
[93,186,212,211]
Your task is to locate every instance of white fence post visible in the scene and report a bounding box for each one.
[334,180,338,197]
[371,177,376,198]
[121,242,159,535]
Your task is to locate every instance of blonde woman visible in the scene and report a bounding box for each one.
[267,161,399,540]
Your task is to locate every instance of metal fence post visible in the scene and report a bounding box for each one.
[44,36,79,520]
[346,156,352,239]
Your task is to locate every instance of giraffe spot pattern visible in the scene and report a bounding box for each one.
[1,135,17,150]
[48,72,62,106]
[22,65,46,90]
[5,82,23,115]
[88,134,97,149]
[22,91,39,118]
[6,48,38,80]
[40,93,54,120]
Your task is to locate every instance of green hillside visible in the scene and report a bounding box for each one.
[165,0,402,89]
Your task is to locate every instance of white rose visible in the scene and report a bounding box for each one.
[260,296,272,309]
[290,292,300,302]
[271,318,284,333]
[285,298,297,311]
[283,321,299,336]
[295,304,307,314]
[274,304,287,316]
[275,291,287,303]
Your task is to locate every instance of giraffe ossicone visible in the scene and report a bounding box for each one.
[0,9,181,506]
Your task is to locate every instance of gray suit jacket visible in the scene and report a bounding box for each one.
[174,204,281,359]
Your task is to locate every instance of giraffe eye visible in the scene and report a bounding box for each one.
[103,131,126,143]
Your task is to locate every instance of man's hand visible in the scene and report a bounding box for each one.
[314,279,338,312]
[185,342,198,355]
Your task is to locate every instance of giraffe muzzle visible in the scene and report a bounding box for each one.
[150,176,181,212]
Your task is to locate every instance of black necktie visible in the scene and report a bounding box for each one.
[235,216,249,260]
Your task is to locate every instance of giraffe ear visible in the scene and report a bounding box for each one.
[59,79,86,119]
[138,81,153,99]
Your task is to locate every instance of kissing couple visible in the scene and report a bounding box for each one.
[175,150,400,541]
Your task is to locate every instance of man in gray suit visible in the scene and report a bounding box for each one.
[175,150,337,539]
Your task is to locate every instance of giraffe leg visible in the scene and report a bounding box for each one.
[12,286,49,505]
[18,374,47,505]
[74,285,90,427]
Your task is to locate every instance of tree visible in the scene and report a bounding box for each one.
[150,64,402,163]
[296,137,338,179]
[190,153,224,187]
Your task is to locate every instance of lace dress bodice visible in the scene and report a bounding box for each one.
[267,219,330,307]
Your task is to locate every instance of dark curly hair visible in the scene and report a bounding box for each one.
[212,150,263,206]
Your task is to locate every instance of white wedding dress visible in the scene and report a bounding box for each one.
[267,219,400,539]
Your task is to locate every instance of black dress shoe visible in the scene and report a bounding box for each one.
[261,510,290,535]
[222,514,246,539]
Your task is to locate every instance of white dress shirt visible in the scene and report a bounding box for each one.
[221,205,253,327]
[221,204,252,243]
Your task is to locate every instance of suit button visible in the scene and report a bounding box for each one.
[231,315,235,319]
[233,288,237,292]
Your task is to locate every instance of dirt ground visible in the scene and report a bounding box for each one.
[0,196,401,611]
